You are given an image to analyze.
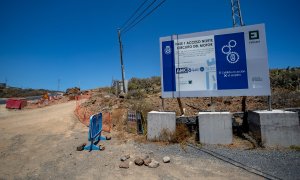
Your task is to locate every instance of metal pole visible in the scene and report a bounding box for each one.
[268,95,272,111]
[118,29,126,93]
[57,79,60,91]
[160,96,165,111]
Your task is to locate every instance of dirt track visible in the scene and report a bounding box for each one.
[0,102,260,179]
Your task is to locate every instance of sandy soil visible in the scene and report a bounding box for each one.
[0,102,260,180]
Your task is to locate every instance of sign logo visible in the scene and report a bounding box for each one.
[222,40,239,64]
[176,67,191,74]
[249,30,259,40]
[164,45,172,55]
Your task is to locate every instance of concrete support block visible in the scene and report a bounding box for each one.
[198,112,232,145]
[248,110,300,147]
[147,111,176,141]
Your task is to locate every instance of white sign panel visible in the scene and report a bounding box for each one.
[160,24,270,98]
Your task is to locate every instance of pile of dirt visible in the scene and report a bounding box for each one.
[25,95,69,109]
[65,87,80,96]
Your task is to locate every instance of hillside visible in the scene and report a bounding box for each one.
[75,68,300,136]
[0,87,59,98]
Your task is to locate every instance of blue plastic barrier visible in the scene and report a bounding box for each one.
[84,112,106,151]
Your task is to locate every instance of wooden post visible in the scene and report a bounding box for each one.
[242,96,246,112]
[177,98,184,116]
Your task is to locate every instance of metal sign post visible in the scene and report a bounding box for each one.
[268,95,272,111]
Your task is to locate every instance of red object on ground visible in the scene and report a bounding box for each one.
[6,99,27,109]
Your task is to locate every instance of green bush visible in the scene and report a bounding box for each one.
[128,76,161,96]
[270,67,300,90]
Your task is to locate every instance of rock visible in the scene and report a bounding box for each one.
[134,157,144,166]
[148,160,159,168]
[120,154,130,161]
[119,161,129,169]
[142,155,149,160]
[163,156,171,163]
[144,158,152,166]
[76,143,86,151]
[119,92,125,98]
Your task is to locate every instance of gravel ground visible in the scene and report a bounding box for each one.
[203,145,300,180]
[0,103,261,179]
[134,143,300,180]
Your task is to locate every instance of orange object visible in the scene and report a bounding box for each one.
[43,93,49,100]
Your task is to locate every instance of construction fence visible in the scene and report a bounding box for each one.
[74,94,112,133]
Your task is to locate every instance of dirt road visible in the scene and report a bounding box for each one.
[0,102,260,179]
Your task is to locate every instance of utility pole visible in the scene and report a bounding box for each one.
[231,0,249,112]
[57,79,60,91]
[231,0,271,111]
[117,29,126,93]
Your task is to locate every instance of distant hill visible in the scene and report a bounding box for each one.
[0,87,60,98]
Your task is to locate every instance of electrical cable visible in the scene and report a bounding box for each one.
[120,0,149,30]
[121,0,158,33]
[122,0,166,35]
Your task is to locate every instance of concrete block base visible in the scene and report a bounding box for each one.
[198,112,232,145]
[248,110,300,147]
[147,111,176,141]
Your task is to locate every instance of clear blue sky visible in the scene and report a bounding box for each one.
[1,0,299,91]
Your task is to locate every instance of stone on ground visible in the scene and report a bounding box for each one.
[163,156,170,163]
[148,160,159,168]
[119,161,129,169]
[134,157,144,166]
[120,154,130,161]
[144,158,152,166]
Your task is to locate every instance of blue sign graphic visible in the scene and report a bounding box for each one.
[215,32,248,90]
[162,41,176,91]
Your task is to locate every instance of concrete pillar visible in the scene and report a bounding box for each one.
[248,110,300,147]
[147,111,176,141]
[198,112,233,145]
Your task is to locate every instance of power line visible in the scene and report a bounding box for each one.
[117,0,166,94]
[121,0,158,33]
[120,0,149,30]
[122,0,166,35]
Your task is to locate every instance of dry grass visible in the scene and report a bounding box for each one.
[111,108,127,131]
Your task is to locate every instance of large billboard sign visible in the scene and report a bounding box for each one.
[160,24,270,98]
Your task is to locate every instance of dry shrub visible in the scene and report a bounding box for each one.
[174,124,191,144]
[112,108,126,131]
[154,124,191,144]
